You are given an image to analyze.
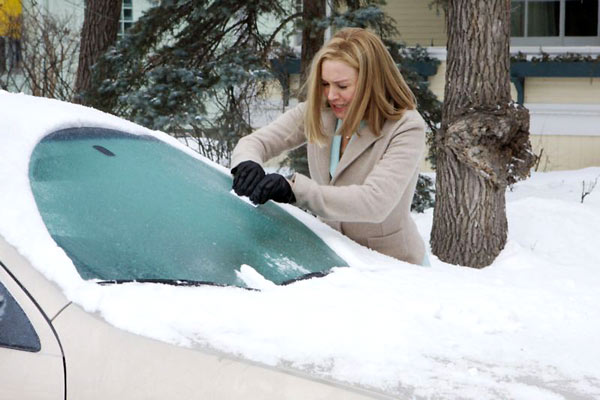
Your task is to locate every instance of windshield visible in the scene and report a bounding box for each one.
[29,128,346,288]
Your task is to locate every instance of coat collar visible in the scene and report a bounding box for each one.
[332,121,384,184]
[313,109,387,184]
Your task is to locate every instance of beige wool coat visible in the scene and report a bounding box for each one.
[231,102,426,265]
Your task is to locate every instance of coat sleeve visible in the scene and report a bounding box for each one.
[291,111,426,223]
[231,102,307,168]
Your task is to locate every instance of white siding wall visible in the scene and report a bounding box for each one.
[35,0,155,29]
[382,0,446,46]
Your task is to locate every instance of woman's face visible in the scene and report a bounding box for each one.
[321,59,358,120]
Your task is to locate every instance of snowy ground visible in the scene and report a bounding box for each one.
[1,91,599,399]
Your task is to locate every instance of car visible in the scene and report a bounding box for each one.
[0,91,394,399]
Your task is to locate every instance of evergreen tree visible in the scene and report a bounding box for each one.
[87,0,287,165]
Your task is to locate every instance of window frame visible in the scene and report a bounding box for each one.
[118,0,134,38]
[511,0,600,46]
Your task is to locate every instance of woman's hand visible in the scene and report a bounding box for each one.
[231,161,266,197]
[250,174,296,205]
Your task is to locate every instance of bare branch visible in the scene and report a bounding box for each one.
[1,3,80,101]
[581,176,599,204]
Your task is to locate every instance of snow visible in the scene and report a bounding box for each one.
[1,90,600,399]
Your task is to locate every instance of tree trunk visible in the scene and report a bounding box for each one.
[73,0,122,104]
[288,0,326,176]
[0,37,5,74]
[299,0,326,101]
[430,0,536,268]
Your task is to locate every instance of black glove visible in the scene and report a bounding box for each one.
[249,173,296,205]
[231,161,265,197]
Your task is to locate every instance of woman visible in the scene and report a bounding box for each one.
[230,27,427,266]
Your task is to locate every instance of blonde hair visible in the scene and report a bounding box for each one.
[304,28,416,144]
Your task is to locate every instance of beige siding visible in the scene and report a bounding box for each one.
[427,61,446,100]
[530,135,600,171]
[419,154,434,173]
[427,61,520,102]
[382,0,446,46]
[524,78,600,104]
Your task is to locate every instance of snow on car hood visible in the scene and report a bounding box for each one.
[2,91,600,399]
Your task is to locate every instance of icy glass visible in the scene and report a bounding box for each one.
[527,1,560,36]
[511,1,525,37]
[565,0,598,36]
[29,128,346,288]
[0,282,41,352]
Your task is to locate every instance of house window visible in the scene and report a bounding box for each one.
[118,0,133,38]
[566,0,599,35]
[511,0,600,45]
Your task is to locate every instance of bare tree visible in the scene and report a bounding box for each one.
[0,4,80,100]
[73,0,122,103]
[430,1,536,268]
[0,37,6,74]
[581,177,598,204]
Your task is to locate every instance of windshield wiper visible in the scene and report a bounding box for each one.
[97,271,331,289]
[280,271,330,285]
[96,278,248,289]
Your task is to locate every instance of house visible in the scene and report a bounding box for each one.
[383,0,600,172]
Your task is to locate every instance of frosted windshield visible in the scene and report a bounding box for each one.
[29,128,346,288]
